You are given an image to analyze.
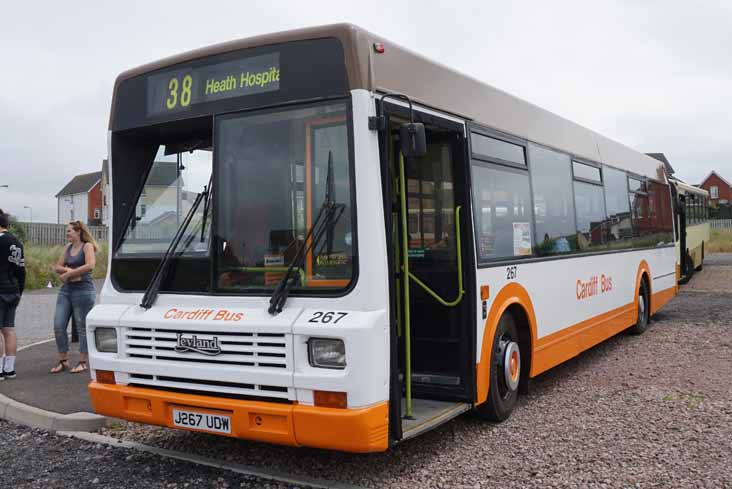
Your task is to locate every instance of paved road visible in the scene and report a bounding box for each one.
[703,252,732,266]
[13,279,103,348]
[0,341,94,413]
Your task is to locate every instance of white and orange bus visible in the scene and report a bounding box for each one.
[87,24,677,452]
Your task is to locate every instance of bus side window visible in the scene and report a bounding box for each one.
[470,164,534,261]
[529,143,576,256]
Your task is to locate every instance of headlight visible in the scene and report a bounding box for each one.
[95,328,118,353]
[308,338,346,369]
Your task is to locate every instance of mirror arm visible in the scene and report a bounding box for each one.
[369,93,416,131]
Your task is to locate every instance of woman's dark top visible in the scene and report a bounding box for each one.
[62,243,95,291]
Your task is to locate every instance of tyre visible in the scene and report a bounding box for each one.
[683,251,695,280]
[475,313,521,421]
[695,243,704,271]
[628,278,650,335]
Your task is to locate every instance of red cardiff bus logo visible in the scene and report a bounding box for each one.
[576,274,613,300]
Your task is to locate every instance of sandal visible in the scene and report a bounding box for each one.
[50,359,70,374]
[70,361,88,374]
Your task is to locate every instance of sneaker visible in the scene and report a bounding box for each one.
[3,370,15,379]
[0,371,4,381]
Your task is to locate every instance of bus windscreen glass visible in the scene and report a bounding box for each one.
[215,101,355,292]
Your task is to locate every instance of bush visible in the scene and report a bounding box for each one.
[7,215,26,243]
[708,228,732,253]
[23,244,108,290]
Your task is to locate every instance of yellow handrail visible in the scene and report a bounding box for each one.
[406,206,464,307]
[398,152,464,419]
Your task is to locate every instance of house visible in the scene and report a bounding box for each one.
[55,171,103,225]
[101,159,110,226]
[698,171,732,206]
[101,159,185,229]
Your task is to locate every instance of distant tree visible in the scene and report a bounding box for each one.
[7,214,27,243]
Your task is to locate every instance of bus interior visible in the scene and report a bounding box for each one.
[380,103,476,439]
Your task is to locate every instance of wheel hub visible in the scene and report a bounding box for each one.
[638,294,646,323]
[503,341,521,391]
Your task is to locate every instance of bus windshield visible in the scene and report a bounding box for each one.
[214,101,355,292]
[117,147,213,255]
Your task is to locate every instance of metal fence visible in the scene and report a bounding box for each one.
[710,219,732,229]
[17,222,108,247]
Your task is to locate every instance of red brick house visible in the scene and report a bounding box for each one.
[55,171,103,225]
[698,171,732,206]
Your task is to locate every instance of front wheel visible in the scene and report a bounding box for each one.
[475,313,521,421]
[629,279,650,335]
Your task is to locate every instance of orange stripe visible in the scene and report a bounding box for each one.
[88,383,389,452]
[532,302,636,375]
[305,123,313,280]
[307,279,351,287]
[304,116,347,285]
[476,262,666,405]
[475,282,538,405]
[651,285,676,315]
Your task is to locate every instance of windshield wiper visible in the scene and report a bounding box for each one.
[268,151,345,315]
[140,178,211,309]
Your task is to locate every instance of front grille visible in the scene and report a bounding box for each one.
[124,328,288,368]
[128,373,291,399]
[122,327,292,399]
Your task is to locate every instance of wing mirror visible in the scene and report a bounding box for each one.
[399,122,427,158]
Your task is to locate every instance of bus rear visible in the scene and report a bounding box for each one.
[87,27,393,452]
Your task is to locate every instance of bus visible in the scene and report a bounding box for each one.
[87,24,678,453]
[670,178,710,282]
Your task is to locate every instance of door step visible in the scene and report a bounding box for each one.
[400,399,471,441]
[411,373,461,386]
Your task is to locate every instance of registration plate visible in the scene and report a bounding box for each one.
[172,408,232,434]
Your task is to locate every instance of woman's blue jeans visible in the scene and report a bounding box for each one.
[54,286,95,355]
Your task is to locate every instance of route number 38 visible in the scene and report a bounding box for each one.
[166,74,193,110]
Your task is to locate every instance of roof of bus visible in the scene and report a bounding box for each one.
[111,23,667,182]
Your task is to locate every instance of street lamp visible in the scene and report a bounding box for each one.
[23,205,32,223]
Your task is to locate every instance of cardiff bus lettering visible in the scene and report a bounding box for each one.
[576,274,613,300]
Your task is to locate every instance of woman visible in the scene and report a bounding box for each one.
[50,221,97,374]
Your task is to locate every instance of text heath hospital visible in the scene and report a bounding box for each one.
[204,67,280,95]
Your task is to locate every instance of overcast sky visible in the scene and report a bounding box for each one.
[2,1,731,223]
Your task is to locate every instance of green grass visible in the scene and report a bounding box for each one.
[707,228,732,253]
[24,244,108,290]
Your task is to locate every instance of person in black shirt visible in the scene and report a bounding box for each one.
[0,209,25,380]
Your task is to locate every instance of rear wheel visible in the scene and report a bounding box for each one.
[683,250,695,281]
[629,279,650,335]
[475,313,520,421]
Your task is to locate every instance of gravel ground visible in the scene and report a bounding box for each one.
[101,265,732,489]
[0,419,305,489]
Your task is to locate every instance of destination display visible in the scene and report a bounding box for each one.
[147,52,280,116]
[112,38,349,131]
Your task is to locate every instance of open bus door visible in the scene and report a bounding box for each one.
[675,190,694,284]
[376,99,476,443]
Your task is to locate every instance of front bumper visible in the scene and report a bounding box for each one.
[88,382,389,452]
